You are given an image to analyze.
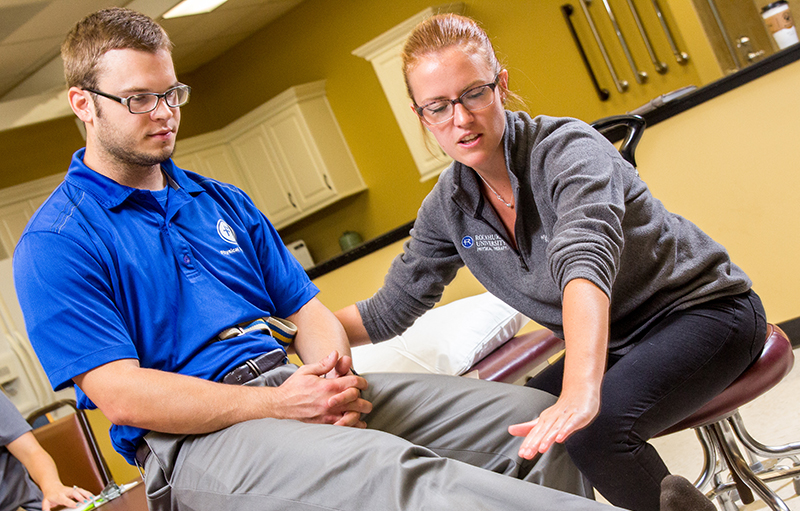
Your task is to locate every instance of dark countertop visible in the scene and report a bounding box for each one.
[306,220,414,280]
[305,44,800,281]
[641,43,800,129]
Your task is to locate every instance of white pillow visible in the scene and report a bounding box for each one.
[351,293,529,375]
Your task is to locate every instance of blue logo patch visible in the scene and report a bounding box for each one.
[461,236,474,249]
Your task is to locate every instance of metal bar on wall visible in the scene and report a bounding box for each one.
[707,0,744,70]
[650,0,689,64]
[562,3,611,101]
[599,0,649,83]
[625,0,668,73]
[579,0,629,93]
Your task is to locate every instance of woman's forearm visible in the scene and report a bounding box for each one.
[334,304,372,347]
[561,278,610,399]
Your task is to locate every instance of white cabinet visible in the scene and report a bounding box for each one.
[0,174,63,259]
[174,81,366,230]
[174,132,249,191]
[352,4,463,182]
[229,125,299,226]
[261,104,336,209]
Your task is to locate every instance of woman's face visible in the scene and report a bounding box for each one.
[407,47,508,175]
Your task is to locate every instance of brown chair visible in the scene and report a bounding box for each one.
[26,399,113,495]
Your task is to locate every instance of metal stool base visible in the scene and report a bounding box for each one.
[692,410,800,510]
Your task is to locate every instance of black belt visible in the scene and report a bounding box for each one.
[221,348,287,385]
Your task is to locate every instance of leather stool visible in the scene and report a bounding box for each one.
[656,324,800,511]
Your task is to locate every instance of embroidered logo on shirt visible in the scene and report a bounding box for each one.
[217,219,238,245]
[462,234,509,252]
[475,233,509,252]
[217,219,242,255]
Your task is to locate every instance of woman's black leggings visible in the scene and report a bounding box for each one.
[525,290,767,511]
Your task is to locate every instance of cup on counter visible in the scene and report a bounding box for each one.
[338,231,363,252]
[762,0,799,49]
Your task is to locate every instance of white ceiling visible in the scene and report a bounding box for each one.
[0,0,305,131]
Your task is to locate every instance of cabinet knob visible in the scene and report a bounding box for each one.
[287,193,297,208]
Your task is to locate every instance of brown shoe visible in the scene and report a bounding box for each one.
[660,475,716,511]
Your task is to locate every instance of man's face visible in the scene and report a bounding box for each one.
[88,48,181,171]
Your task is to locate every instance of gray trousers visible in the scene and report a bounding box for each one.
[142,368,622,510]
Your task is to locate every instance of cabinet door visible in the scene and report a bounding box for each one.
[0,175,62,259]
[230,127,299,227]
[0,201,35,258]
[171,151,202,175]
[190,145,250,193]
[262,105,336,210]
[353,7,456,182]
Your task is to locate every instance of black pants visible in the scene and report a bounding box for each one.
[525,290,767,511]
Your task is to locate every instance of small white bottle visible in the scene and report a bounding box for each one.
[761,0,800,50]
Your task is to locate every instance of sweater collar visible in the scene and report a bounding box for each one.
[450,110,523,216]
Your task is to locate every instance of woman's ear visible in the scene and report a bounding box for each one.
[498,69,509,103]
[409,102,430,131]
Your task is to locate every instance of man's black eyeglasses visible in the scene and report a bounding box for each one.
[83,84,191,114]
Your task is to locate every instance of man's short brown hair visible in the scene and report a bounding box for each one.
[62,7,172,89]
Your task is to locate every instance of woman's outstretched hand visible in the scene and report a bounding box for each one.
[508,389,600,458]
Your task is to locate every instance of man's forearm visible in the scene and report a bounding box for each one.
[74,354,370,435]
[74,360,282,434]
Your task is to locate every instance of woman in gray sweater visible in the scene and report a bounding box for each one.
[337,13,766,511]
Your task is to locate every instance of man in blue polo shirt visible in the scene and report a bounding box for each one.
[11,7,628,511]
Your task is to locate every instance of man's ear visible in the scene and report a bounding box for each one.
[68,87,94,124]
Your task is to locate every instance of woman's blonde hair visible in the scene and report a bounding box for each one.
[401,13,523,110]
[61,7,172,90]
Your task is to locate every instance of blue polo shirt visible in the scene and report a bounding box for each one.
[13,149,319,464]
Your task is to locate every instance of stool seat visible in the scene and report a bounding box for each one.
[655,324,799,511]
[468,323,799,509]
[658,324,794,436]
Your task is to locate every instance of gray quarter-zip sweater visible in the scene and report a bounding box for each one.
[357,111,751,353]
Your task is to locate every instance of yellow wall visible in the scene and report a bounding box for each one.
[179,0,703,262]
[312,61,800,327]
[311,238,489,311]
[634,60,800,323]
[0,117,85,189]
[84,409,143,484]
[0,0,703,263]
